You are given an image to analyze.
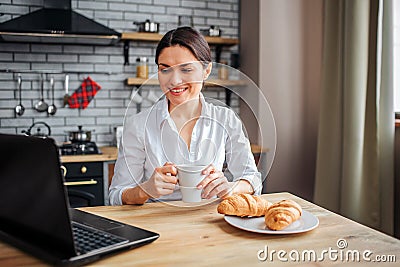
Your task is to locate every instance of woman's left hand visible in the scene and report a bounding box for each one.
[197,165,232,199]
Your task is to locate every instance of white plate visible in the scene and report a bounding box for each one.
[224,210,319,234]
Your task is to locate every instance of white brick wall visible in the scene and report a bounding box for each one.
[0,0,240,146]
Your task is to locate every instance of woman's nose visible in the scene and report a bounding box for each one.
[168,69,183,86]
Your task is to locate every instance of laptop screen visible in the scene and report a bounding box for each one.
[0,134,76,258]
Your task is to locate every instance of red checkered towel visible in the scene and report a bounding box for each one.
[68,76,101,109]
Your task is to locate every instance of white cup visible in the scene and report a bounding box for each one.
[176,164,206,203]
[131,89,143,104]
[179,186,202,203]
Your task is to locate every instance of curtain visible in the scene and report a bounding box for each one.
[314,0,394,234]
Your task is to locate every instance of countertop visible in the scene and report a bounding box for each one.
[1,192,398,266]
[60,146,118,163]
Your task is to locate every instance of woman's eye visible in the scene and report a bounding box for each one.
[181,68,193,73]
[159,68,171,74]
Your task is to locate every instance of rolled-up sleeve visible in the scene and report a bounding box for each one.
[224,109,262,195]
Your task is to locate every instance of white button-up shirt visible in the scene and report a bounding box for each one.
[109,95,262,205]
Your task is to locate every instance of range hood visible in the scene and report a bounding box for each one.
[0,0,121,45]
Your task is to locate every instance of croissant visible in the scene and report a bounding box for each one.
[264,199,302,230]
[217,193,271,217]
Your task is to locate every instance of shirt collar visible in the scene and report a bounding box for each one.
[156,93,212,129]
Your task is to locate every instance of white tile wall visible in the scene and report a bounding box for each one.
[0,0,240,146]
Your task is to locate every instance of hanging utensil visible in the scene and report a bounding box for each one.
[63,74,69,107]
[14,74,25,116]
[47,76,57,115]
[34,73,48,112]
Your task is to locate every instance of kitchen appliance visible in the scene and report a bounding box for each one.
[60,126,100,155]
[200,25,222,37]
[133,20,159,33]
[58,141,101,156]
[67,125,93,142]
[0,0,120,45]
[62,161,105,207]
[22,121,51,138]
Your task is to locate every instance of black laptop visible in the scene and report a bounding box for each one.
[0,134,159,266]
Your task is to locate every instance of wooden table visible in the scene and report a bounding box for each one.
[0,192,399,266]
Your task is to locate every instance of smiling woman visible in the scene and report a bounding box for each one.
[109,27,262,206]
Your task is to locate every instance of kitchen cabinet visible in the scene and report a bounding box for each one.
[62,162,104,208]
[61,146,118,207]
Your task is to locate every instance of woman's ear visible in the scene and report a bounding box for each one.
[203,62,212,80]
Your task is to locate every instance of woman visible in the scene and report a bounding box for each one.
[109,27,261,205]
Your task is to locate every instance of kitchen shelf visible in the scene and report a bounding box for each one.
[120,32,239,65]
[126,77,246,87]
[121,32,239,45]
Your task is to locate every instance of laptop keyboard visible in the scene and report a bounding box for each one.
[72,222,129,255]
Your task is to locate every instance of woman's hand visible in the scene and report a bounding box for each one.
[141,162,178,199]
[197,165,232,199]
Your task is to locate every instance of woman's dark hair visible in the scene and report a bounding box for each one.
[155,27,212,65]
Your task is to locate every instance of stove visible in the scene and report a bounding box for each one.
[58,141,101,155]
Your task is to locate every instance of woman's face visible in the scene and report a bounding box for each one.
[157,45,212,108]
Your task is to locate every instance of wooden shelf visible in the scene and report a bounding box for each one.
[121,32,162,42]
[126,77,246,87]
[121,32,239,46]
[204,36,239,46]
[126,78,160,86]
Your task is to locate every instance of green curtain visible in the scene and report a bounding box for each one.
[314,0,394,234]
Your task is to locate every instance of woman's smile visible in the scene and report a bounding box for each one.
[169,86,188,95]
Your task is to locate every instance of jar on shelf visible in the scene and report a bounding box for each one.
[218,60,229,80]
[136,57,149,79]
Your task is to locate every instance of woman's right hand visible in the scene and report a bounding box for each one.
[141,162,178,199]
